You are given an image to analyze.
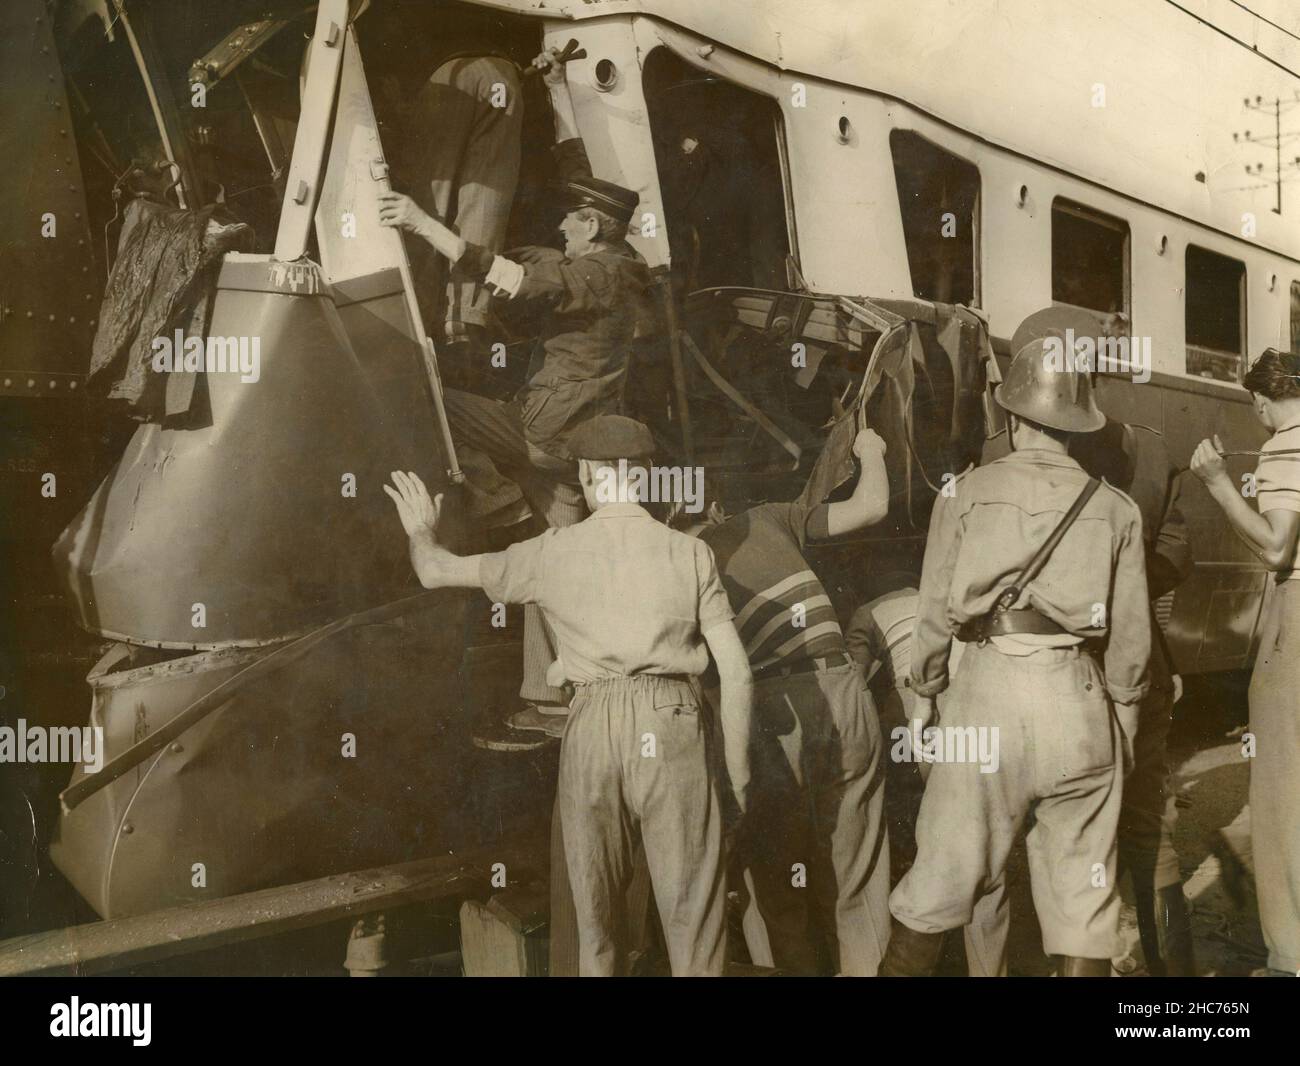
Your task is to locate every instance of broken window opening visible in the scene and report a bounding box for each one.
[889,130,979,306]
[643,47,792,295]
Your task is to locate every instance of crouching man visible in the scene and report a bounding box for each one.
[384,415,753,976]
[672,427,892,975]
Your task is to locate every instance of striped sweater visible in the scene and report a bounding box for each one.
[700,502,845,671]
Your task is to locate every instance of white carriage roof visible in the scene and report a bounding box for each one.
[474,0,1300,258]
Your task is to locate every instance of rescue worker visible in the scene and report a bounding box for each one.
[673,426,893,975]
[379,48,652,737]
[881,337,1151,977]
[1190,347,1300,978]
[974,307,1196,976]
[383,415,753,976]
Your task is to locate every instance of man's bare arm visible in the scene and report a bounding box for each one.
[825,428,889,537]
[384,471,486,590]
[1192,438,1300,569]
[702,620,753,813]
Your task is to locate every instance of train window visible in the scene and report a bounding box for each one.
[1051,199,1129,316]
[1185,245,1246,382]
[643,48,792,292]
[1291,281,1300,352]
[889,130,979,304]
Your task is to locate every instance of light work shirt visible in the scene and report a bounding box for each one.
[480,503,734,682]
[911,449,1151,705]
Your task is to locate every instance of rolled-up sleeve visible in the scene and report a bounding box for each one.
[910,493,962,697]
[480,531,552,606]
[1103,506,1152,704]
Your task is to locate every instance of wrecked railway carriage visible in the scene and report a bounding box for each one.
[1,0,1292,954]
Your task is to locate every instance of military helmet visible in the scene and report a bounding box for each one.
[995,337,1106,433]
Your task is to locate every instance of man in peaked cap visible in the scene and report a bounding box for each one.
[380,48,654,738]
[880,336,1151,977]
[384,415,754,975]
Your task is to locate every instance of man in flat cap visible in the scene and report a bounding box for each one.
[380,47,653,736]
[384,415,753,976]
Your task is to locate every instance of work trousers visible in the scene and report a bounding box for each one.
[964,681,1182,976]
[557,675,727,976]
[409,56,521,342]
[444,388,585,704]
[739,664,891,975]
[1248,579,1300,974]
[890,642,1124,960]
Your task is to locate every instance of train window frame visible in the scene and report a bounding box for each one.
[1291,279,1300,353]
[888,128,981,306]
[1049,198,1131,322]
[1185,244,1247,384]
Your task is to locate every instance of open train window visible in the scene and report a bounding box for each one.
[1185,245,1246,382]
[1051,199,1129,317]
[889,130,979,305]
[1291,280,1300,352]
[643,47,791,293]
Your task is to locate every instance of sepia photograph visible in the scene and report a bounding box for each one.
[0,0,1296,1047]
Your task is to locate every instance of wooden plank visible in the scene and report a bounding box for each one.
[0,835,546,977]
[459,883,550,977]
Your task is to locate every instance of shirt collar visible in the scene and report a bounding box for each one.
[994,448,1086,471]
[590,502,654,520]
[1274,414,1300,435]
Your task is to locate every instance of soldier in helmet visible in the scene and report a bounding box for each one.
[973,307,1196,977]
[880,337,1151,977]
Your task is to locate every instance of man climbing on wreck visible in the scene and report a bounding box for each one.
[378,45,652,741]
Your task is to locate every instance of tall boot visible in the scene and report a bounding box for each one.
[1134,884,1166,976]
[879,918,945,977]
[1155,884,1197,977]
[1057,956,1111,977]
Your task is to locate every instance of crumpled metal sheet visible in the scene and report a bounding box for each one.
[800,297,995,526]
[50,606,469,919]
[54,260,458,648]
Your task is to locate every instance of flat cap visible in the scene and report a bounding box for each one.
[567,415,655,460]
[557,175,639,224]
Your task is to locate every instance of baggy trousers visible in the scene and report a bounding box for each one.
[963,680,1182,976]
[890,642,1124,960]
[1248,579,1300,974]
[444,388,583,704]
[740,664,891,975]
[409,56,522,341]
[557,675,727,976]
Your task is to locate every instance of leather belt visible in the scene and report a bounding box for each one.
[957,607,1066,644]
[754,651,850,682]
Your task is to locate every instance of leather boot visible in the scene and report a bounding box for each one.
[1057,956,1112,977]
[1134,885,1165,976]
[1155,884,1197,977]
[880,918,945,976]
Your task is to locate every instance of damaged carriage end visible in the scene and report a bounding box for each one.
[47,252,470,917]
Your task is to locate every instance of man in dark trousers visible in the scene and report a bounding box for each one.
[380,48,652,735]
[384,416,753,976]
[882,337,1151,977]
[673,426,892,975]
[976,307,1196,976]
